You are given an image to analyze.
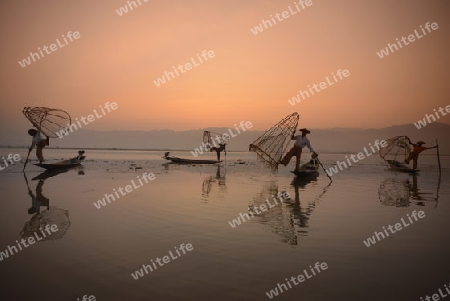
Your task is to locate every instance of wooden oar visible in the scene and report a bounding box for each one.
[23,144,33,171]
[317,157,332,183]
[436,139,441,177]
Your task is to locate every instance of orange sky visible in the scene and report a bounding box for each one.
[1,0,449,134]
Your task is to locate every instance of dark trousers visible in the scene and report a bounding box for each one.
[281,146,302,171]
[405,152,419,170]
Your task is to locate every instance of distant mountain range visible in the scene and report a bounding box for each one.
[2,122,449,155]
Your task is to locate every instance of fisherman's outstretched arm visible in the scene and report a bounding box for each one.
[306,140,315,153]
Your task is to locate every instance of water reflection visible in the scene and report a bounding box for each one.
[201,166,226,202]
[291,172,319,189]
[249,177,331,246]
[21,170,78,241]
[378,174,439,208]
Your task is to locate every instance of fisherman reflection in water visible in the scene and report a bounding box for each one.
[28,128,49,163]
[281,128,317,172]
[405,138,437,170]
[27,179,49,215]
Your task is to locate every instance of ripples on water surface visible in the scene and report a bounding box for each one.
[0,149,449,301]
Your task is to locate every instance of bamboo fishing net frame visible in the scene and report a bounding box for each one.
[249,113,299,170]
[23,107,71,138]
[379,136,411,163]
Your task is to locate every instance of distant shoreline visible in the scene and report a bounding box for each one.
[0,146,448,156]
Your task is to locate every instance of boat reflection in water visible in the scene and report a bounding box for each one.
[21,169,83,241]
[201,165,226,202]
[248,175,330,246]
[378,174,439,208]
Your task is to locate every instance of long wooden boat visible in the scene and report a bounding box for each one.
[163,152,220,164]
[290,160,320,177]
[386,160,418,173]
[34,151,85,170]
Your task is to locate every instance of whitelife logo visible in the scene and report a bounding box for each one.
[265,262,328,299]
[325,139,387,177]
[18,31,81,68]
[0,225,59,262]
[77,295,96,301]
[55,102,118,139]
[190,121,253,158]
[93,172,155,209]
[414,105,450,129]
[153,50,215,87]
[376,22,439,59]
[115,0,149,16]
[0,153,21,171]
[287,69,350,106]
[131,243,193,280]
[250,0,313,35]
[363,210,425,247]
[228,192,291,228]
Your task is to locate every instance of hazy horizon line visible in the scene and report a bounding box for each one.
[0,146,447,156]
[16,121,449,133]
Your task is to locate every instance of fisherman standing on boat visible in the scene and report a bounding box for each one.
[28,128,49,163]
[280,128,317,172]
[405,138,437,170]
[210,143,226,162]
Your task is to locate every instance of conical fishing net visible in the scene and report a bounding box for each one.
[249,112,299,169]
[20,207,71,241]
[379,136,411,165]
[23,107,71,138]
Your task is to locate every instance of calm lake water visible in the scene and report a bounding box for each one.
[0,148,449,301]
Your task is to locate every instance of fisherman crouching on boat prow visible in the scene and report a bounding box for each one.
[280,128,317,172]
[28,128,49,163]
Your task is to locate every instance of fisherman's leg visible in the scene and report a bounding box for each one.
[36,147,43,163]
[294,148,302,171]
[216,150,220,162]
[412,153,419,170]
[37,140,47,163]
[281,148,295,165]
[405,153,413,164]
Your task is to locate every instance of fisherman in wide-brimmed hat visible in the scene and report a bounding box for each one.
[405,138,437,170]
[280,128,317,172]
